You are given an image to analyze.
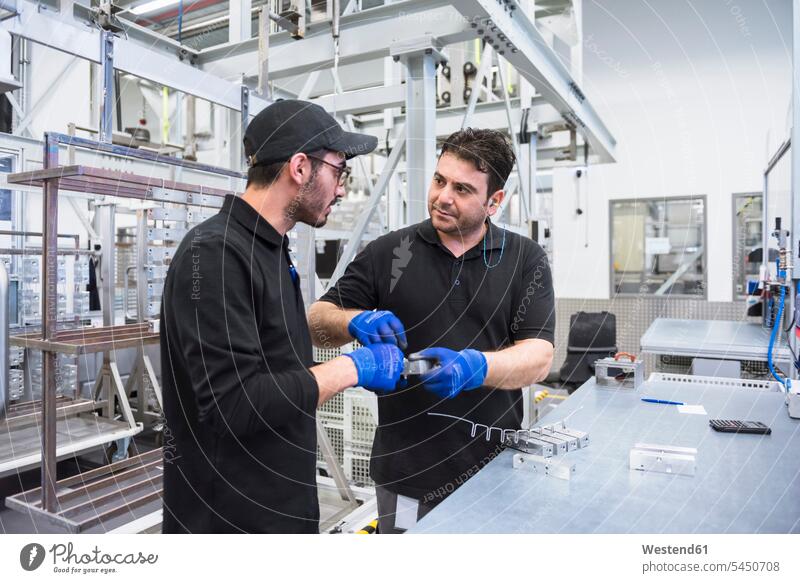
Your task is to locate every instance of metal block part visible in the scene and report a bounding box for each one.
[147,227,187,242]
[146,246,176,263]
[505,434,555,457]
[147,207,188,222]
[550,426,590,448]
[146,264,170,281]
[526,430,568,455]
[150,187,189,204]
[187,211,214,224]
[188,194,225,208]
[512,452,575,481]
[540,425,579,451]
[629,443,697,477]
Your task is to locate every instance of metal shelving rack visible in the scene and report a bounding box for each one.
[4,132,243,520]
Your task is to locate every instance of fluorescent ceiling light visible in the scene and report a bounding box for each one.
[131,0,181,16]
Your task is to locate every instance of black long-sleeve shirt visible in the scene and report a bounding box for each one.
[160,195,320,533]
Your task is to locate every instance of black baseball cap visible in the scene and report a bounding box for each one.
[243,99,378,167]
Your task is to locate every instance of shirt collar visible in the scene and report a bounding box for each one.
[220,194,284,248]
[416,218,505,255]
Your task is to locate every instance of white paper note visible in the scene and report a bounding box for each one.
[677,404,707,415]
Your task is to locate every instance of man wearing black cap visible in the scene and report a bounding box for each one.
[160,100,405,533]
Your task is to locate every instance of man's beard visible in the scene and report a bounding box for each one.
[286,173,331,228]
[431,203,485,238]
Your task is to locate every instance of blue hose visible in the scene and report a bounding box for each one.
[768,284,791,391]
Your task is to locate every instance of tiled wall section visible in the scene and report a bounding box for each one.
[552,297,750,377]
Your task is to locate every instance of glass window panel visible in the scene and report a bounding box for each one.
[611,196,706,296]
[732,193,762,297]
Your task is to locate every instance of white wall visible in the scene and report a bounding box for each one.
[552,0,793,302]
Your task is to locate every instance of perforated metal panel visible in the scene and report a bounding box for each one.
[342,389,378,486]
[648,372,782,391]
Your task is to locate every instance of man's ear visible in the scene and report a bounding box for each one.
[287,153,308,186]
[487,190,505,216]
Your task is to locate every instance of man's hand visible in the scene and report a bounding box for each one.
[417,347,488,399]
[344,344,405,393]
[348,310,408,350]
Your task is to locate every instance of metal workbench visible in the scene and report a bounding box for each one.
[640,318,792,363]
[411,375,800,533]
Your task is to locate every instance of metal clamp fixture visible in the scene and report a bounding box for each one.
[629,443,697,477]
[595,352,644,390]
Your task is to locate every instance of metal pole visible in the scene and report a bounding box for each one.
[94,204,116,329]
[461,44,494,130]
[99,31,114,144]
[789,0,799,378]
[792,0,800,277]
[529,131,538,219]
[240,84,250,153]
[496,55,530,222]
[40,132,59,512]
[0,261,8,420]
[404,51,438,225]
[257,6,271,100]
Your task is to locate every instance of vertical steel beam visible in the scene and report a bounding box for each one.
[793,0,800,279]
[257,6,271,99]
[229,0,253,43]
[40,133,59,512]
[461,44,493,130]
[99,31,114,143]
[528,131,538,218]
[0,261,8,420]
[95,204,116,329]
[496,54,530,223]
[228,85,248,171]
[396,44,442,225]
[789,0,800,372]
[447,44,466,108]
[240,84,250,149]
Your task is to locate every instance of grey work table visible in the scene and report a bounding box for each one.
[640,318,792,362]
[411,377,800,533]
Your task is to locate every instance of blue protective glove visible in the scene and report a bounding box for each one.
[348,310,408,350]
[344,344,405,393]
[418,347,488,399]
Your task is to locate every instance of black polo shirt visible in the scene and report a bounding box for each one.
[160,194,320,533]
[319,219,555,502]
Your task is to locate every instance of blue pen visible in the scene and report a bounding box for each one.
[641,398,685,406]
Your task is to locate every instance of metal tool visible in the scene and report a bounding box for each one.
[402,353,437,377]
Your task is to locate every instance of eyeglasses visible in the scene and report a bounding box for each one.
[306,154,351,187]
